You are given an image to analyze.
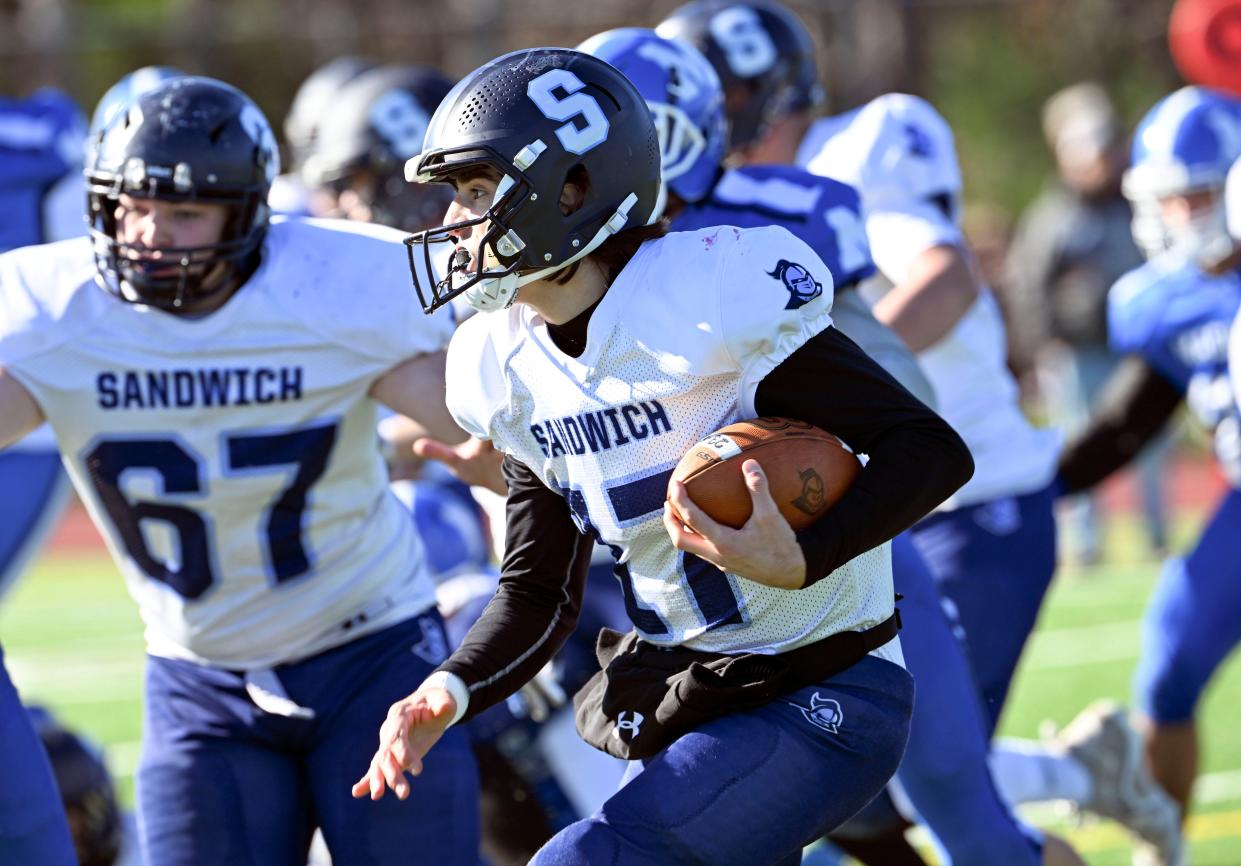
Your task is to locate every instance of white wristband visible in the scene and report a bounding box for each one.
[421,671,470,726]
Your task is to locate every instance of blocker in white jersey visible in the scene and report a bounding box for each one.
[358,47,975,866]
[0,219,450,668]
[798,93,1061,508]
[795,94,1067,736]
[0,76,480,866]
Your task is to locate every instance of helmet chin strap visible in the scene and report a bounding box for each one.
[464,192,640,313]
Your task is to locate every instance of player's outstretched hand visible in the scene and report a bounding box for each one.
[352,685,457,802]
[664,458,807,590]
[412,436,506,495]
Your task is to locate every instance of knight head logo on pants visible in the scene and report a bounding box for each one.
[797,692,844,734]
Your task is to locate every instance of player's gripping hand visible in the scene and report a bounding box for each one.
[412,435,507,495]
[352,685,457,802]
[664,459,807,590]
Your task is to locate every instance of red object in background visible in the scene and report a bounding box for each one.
[1170,0,1241,96]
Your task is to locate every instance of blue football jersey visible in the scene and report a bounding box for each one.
[670,164,876,290]
[0,90,85,252]
[1110,259,1241,483]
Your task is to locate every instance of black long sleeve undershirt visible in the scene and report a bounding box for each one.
[436,325,974,723]
[1057,355,1183,496]
[436,456,594,724]
[757,326,975,583]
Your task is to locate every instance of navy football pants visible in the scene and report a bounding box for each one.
[881,532,1042,865]
[530,654,913,866]
[137,613,479,866]
[909,484,1058,735]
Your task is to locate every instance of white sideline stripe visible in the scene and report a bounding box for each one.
[1196,768,1241,804]
[107,739,143,778]
[1023,620,1141,670]
[7,654,142,698]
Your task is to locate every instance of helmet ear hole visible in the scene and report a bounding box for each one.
[560,164,591,216]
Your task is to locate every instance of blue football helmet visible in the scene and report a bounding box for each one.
[89,66,185,138]
[86,76,279,311]
[656,0,824,151]
[1124,86,1241,267]
[390,469,492,583]
[577,28,727,205]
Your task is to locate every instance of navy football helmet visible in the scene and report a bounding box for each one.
[28,707,122,866]
[577,28,727,204]
[405,47,663,314]
[656,0,824,151]
[283,55,378,172]
[1124,86,1241,266]
[301,65,455,231]
[86,76,279,310]
[89,65,185,138]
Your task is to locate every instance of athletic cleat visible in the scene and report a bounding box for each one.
[1049,700,1185,866]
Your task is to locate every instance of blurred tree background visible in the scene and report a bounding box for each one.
[0,0,1185,221]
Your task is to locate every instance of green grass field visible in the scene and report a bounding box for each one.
[3,511,1240,865]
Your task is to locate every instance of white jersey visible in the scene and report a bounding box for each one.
[798,94,1060,507]
[447,226,898,660]
[0,217,455,668]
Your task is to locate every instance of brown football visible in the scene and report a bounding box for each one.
[668,417,860,531]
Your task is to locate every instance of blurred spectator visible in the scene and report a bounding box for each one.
[1004,82,1168,562]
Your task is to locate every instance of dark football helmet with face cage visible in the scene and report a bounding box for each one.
[656,0,824,151]
[301,65,455,232]
[28,706,122,866]
[404,47,664,314]
[283,55,378,173]
[86,76,279,311]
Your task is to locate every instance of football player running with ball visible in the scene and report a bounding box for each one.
[0,77,481,866]
[354,47,973,865]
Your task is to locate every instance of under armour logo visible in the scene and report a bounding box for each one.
[613,710,644,739]
[796,692,844,734]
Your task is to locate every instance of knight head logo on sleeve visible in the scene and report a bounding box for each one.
[767,258,823,310]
